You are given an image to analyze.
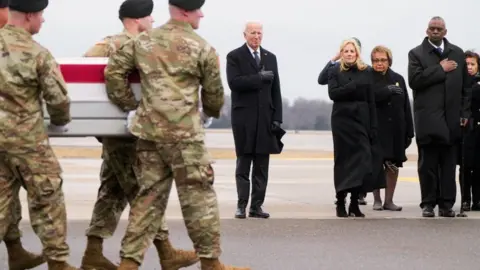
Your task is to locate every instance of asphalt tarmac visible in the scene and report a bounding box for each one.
[1,219,479,270]
[0,139,477,269]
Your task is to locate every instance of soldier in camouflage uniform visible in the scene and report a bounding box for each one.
[104,0,250,269]
[80,0,198,269]
[0,2,48,270]
[0,0,79,269]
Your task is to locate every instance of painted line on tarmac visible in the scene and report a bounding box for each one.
[59,173,421,185]
[398,177,419,183]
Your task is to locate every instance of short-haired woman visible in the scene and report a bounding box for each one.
[369,45,414,211]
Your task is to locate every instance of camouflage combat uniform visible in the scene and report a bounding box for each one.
[81,29,198,270]
[105,19,249,270]
[0,24,77,269]
[0,6,46,270]
[82,30,153,240]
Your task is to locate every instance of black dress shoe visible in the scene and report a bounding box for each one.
[422,206,435,217]
[235,208,246,219]
[249,207,270,219]
[439,208,455,217]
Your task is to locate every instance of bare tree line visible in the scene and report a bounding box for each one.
[210,95,414,131]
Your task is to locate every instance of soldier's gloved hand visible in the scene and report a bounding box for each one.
[387,85,403,95]
[259,70,274,82]
[199,108,213,128]
[126,110,136,129]
[48,123,68,133]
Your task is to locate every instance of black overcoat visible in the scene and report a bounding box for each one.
[371,69,415,165]
[226,44,283,156]
[328,64,385,193]
[408,37,470,146]
[457,75,479,168]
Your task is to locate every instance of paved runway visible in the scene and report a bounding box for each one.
[1,157,479,269]
[1,219,479,270]
[48,130,420,155]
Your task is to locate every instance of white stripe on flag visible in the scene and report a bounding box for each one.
[66,83,141,101]
[57,57,109,65]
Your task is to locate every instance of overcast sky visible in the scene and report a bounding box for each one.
[35,0,478,102]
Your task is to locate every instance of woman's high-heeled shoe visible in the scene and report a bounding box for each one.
[348,201,365,217]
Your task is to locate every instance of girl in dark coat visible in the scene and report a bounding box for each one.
[369,46,415,211]
[328,39,380,218]
[459,50,480,211]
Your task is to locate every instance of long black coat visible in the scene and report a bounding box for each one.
[372,69,415,165]
[318,61,338,85]
[226,44,283,156]
[458,75,480,168]
[408,37,470,146]
[328,64,385,193]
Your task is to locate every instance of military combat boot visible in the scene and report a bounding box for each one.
[5,238,46,270]
[80,236,118,270]
[153,238,199,269]
[47,260,79,270]
[200,258,251,270]
[117,258,139,270]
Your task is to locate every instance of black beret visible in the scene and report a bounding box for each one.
[352,37,361,48]
[10,0,48,13]
[169,0,205,11]
[0,0,8,9]
[119,0,153,20]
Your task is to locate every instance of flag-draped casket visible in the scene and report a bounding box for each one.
[45,57,141,137]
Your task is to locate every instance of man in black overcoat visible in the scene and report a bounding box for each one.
[408,16,471,217]
[226,22,283,219]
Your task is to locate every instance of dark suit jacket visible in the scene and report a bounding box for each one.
[226,43,283,155]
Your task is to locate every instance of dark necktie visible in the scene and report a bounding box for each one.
[253,51,260,67]
[436,47,443,54]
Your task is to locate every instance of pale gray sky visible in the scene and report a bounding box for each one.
[35,0,478,101]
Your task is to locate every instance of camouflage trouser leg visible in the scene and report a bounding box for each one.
[0,160,23,242]
[120,139,221,265]
[3,144,69,262]
[86,138,169,240]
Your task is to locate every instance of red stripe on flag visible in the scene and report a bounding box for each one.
[59,64,140,83]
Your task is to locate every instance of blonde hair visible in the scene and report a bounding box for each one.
[339,38,368,71]
[370,45,393,66]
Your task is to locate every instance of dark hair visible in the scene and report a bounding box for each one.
[465,50,480,64]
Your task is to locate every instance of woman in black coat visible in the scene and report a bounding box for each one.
[327,38,381,218]
[459,50,480,211]
[369,46,414,211]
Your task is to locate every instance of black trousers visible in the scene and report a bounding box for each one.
[459,168,480,204]
[418,144,457,209]
[235,154,270,209]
